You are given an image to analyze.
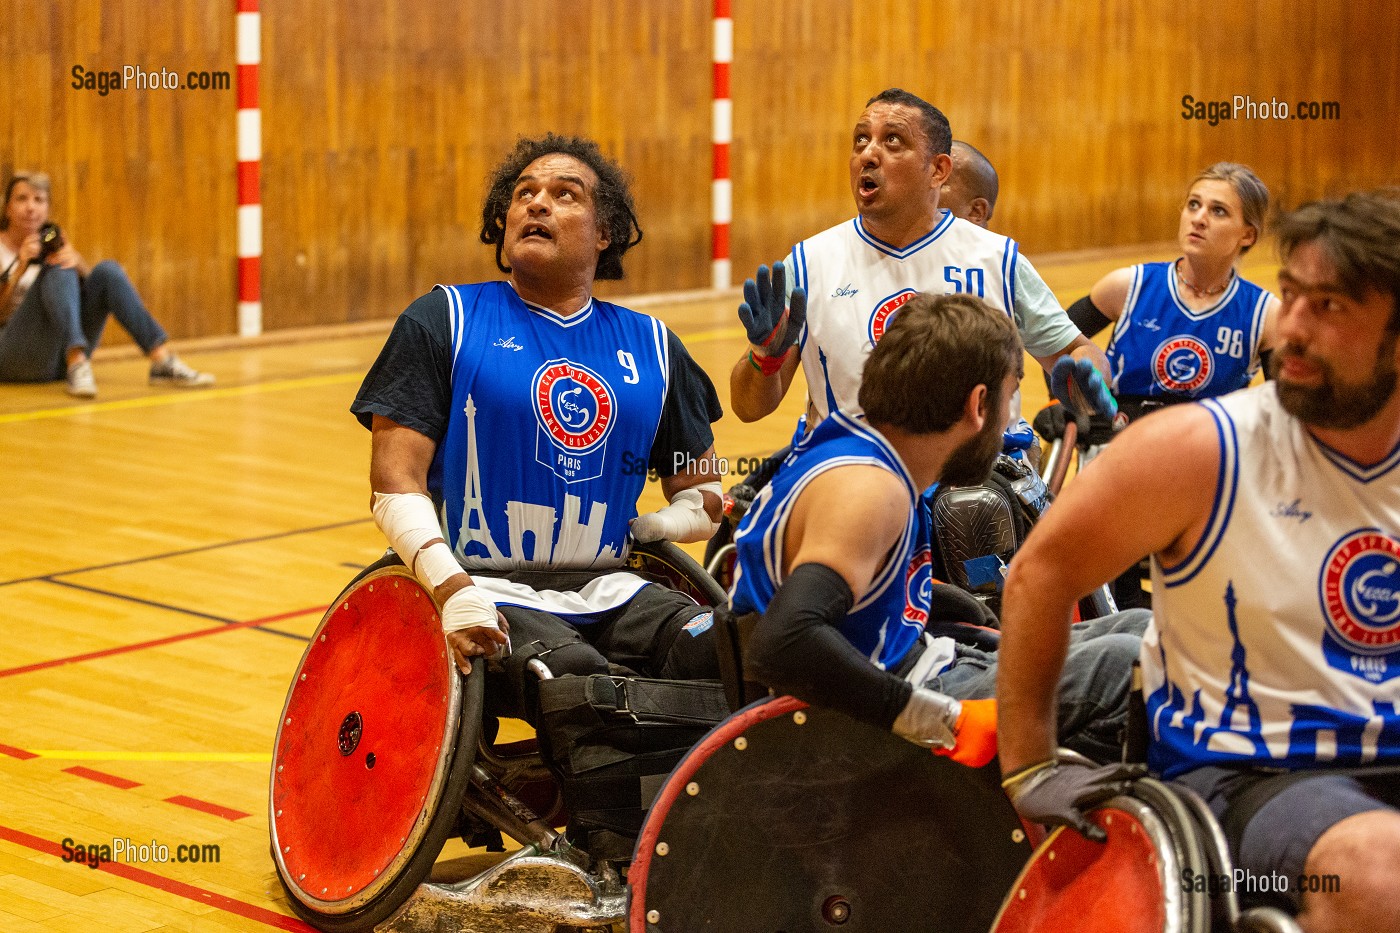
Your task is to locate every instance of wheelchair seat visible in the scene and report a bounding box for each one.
[270,541,727,933]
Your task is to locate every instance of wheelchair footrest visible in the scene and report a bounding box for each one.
[377,848,626,933]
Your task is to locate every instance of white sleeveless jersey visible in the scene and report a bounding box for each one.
[790,212,1018,424]
[1144,384,1400,777]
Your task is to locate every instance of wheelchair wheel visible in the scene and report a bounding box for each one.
[627,539,728,607]
[629,696,1032,932]
[990,777,1211,933]
[270,566,483,932]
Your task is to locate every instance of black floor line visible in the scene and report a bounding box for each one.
[43,578,311,642]
[0,517,373,589]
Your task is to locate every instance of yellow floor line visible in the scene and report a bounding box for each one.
[0,372,363,425]
[32,750,272,762]
[1,322,749,427]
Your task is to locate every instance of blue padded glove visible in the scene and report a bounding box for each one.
[738,261,807,356]
[1051,356,1118,420]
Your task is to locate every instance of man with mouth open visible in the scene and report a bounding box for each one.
[728,88,1113,460]
[350,134,727,857]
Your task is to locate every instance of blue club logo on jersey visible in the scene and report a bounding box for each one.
[1319,529,1400,683]
[868,289,918,346]
[533,359,616,483]
[1152,336,1214,393]
[904,546,934,625]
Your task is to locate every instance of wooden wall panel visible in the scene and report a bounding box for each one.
[1,1,1395,340]
[728,0,1400,279]
[258,0,712,329]
[0,1,235,342]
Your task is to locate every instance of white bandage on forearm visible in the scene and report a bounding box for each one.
[892,687,962,750]
[371,491,463,589]
[630,482,723,544]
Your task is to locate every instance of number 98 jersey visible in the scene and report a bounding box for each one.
[1105,261,1270,400]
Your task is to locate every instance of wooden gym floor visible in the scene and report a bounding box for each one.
[0,242,1284,931]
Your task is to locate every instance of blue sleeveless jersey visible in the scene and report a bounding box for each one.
[430,282,671,572]
[729,410,934,670]
[1105,262,1269,400]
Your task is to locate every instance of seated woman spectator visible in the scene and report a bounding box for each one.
[0,171,213,397]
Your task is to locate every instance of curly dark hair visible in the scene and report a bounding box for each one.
[478,133,643,281]
[1275,188,1400,332]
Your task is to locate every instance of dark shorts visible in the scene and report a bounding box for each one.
[1174,765,1400,909]
[489,576,720,724]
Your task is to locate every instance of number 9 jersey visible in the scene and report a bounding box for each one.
[352,282,722,574]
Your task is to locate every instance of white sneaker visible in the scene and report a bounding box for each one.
[149,354,215,388]
[66,359,97,398]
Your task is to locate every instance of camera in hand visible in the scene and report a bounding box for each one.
[35,222,64,265]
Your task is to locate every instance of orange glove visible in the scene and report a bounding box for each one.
[935,698,998,768]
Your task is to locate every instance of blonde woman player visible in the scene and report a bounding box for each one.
[1067,162,1280,423]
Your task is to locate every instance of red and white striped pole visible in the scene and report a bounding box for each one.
[711,0,732,291]
[235,0,262,336]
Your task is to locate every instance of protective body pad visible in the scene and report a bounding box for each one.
[933,484,1017,593]
[271,566,473,924]
[629,696,1032,932]
[990,784,1208,933]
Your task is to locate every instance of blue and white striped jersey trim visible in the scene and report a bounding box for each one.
[852,210,956,260]
[1312,433,1400,484]
[1161,398,1239,587]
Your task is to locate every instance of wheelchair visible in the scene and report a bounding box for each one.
[628,694,1034,932]
[269,540,727,933]
[989,775,1304,933]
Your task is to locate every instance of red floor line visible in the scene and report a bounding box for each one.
[63,766,142,789]
[5,744,258,823]
[164,795,252,822]
[0,823,317,931]
[0,604,327,679]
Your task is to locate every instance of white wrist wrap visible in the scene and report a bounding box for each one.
[414,542,463,590]
[441,585,501,634]
[372,491,463,589]
[892,687,962,750]
[631,482,723,544]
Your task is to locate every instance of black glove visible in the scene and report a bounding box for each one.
[1032,402,1071,443]
[1001,759,1146,842]
[738,261,807,358]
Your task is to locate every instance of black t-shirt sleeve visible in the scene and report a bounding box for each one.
[648,327,724,477]
[350,289,454,440]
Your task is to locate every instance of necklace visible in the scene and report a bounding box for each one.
[1175,259,1232,298]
